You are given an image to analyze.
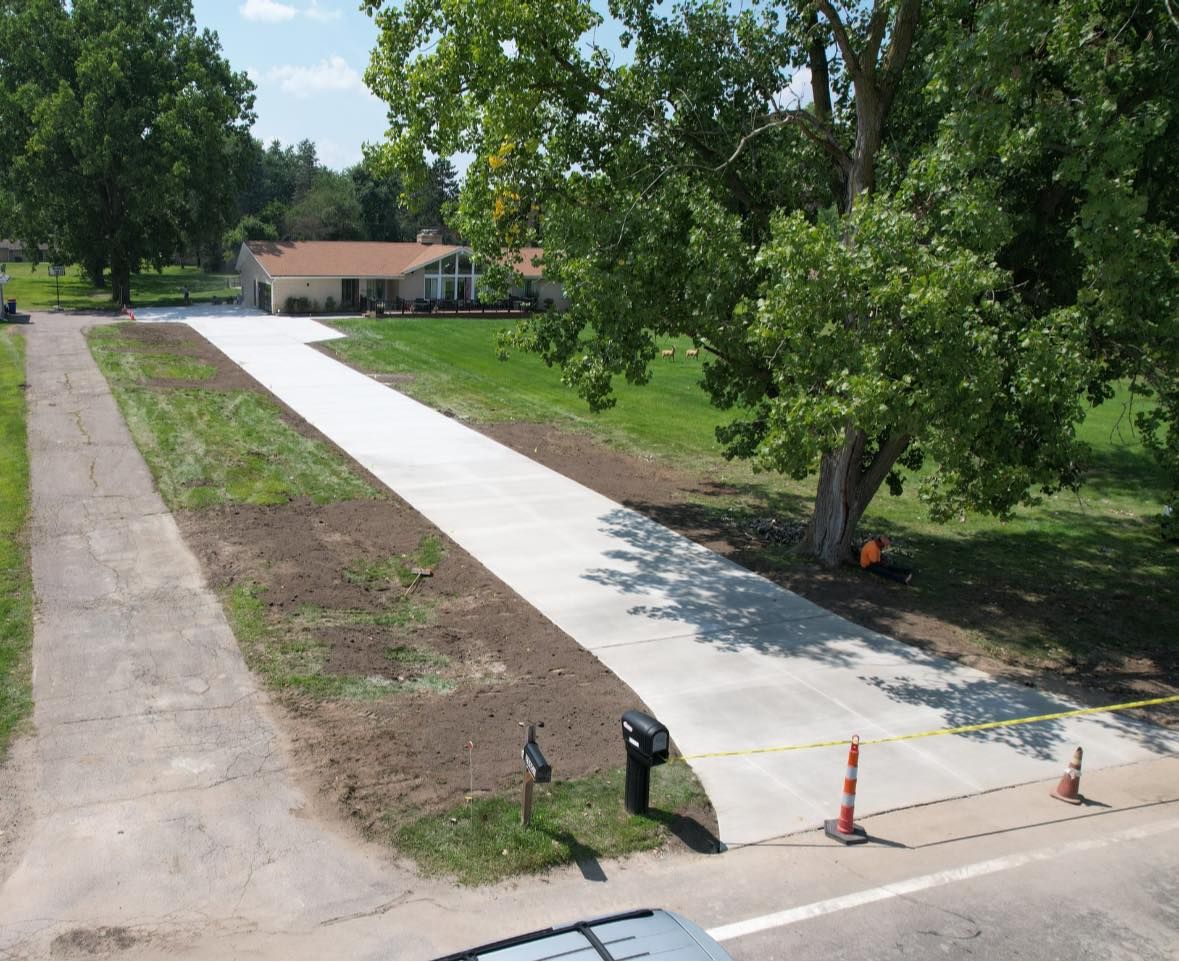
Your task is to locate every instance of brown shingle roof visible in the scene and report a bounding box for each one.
[243,241,547,279]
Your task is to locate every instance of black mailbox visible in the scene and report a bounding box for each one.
[621,710,669,766]
[523,741,552,784]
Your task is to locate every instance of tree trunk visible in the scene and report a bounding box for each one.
[110,251,131,307]
[803,427,912,567]
[87,255,106,288]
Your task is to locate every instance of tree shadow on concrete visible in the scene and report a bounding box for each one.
[580,505,1177,758]
[859,673,1176,759]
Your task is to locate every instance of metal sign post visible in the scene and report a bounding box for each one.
[50,265,64,310]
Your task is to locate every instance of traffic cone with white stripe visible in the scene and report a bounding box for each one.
[1050,746,1084,804]
[824,735,869,844]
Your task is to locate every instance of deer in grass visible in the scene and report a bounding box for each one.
[685,347,700,359]
[661,346,676,360]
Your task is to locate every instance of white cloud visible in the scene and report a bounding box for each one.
[267,56,364,97]
[776,66,813,109]
[316,139,358,169]
[304,1,342,21]
[240,0,297,23]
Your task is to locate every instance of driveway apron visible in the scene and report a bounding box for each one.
[145,309,1174,846]
[0,316,423,958]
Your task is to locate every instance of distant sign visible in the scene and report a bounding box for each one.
[49,264,65,276]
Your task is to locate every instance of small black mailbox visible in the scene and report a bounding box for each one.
[523,741,552,784]
[621,710,670,766]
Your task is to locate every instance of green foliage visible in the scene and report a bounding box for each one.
[365,0,1179,559]
[0,330,32,757]
[222,215,279,264]
[393,763,710,885]
[282,170,365,241]
[0,0,255,304]
[87,324,377,508]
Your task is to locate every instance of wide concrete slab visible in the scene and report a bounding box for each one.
[0,315,416,958]
[138,307,1177,846]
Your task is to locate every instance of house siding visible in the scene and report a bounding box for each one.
[236,251,272,312]
[237,241,567,314]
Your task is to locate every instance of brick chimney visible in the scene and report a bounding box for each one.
[416,227,444,245]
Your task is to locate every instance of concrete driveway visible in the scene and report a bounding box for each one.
[136,307,1177,846]
[0,315,428,959]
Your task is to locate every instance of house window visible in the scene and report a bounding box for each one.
[420,250,482,303]
[341,278,359,307]
[365,279,386,302]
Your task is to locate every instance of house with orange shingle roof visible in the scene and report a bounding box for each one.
[235,231,565,314]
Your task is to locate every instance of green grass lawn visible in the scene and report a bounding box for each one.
[327,317,727,462]
[2,262,240,311]
[0,328,32,757]
[87,324,376,508]
[395,763,711,885]
[325,316,1178,678]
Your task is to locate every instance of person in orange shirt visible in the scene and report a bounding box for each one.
[860,535,913,584]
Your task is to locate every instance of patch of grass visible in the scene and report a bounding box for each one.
[89,323,376,509]
[292,604,431,632]
[2,262,240,311]
[393,763,710,885]
[225,583,451,700]
[0,329,32,756]
[345,535,446,588]
[325,317,726,463]
[90,341,215,384]
[383,644,449,668]
[121,388,376,508]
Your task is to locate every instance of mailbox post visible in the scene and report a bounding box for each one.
[520,721,551,827]
[621,710,669,815]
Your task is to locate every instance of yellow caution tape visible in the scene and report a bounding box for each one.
[676,693,1179,762]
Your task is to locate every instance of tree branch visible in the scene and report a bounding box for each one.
[806,10,834,126]
[714,109,852,176]
[878,0,922,115]
[854,430,913,514]
[863,1,890,70]
[816,0,862,79]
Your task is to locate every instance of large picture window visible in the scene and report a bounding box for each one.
[421,251,481,302]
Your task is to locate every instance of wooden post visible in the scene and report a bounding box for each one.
[521,772,535,827]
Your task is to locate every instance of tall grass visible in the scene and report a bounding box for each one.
[0,329,32,755]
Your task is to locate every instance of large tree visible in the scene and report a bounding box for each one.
[282,170,365,241]
[0,0,254,305]
[366,0,1178,564]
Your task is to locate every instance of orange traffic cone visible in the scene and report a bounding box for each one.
[824,735,869,844]
[1050,746,1084,804]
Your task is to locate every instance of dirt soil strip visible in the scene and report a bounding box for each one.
[120,323,716,839]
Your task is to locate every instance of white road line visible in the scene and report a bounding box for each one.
[707,816,1179,944]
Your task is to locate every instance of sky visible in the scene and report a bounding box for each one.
[192,0,395,171]
[190,2,805,175]
[191,0,630,174]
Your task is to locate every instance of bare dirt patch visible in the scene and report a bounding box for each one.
[118,323,716,844]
